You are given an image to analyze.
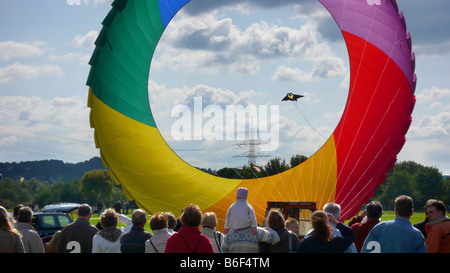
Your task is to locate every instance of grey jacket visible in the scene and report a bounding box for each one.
[15,222,45,253]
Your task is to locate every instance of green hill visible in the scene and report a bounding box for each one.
[0,157,106,183]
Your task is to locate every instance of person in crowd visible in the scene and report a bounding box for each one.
[145,213,171,253]
[44,230,61,253]
[165,212,177,234]
[361,195,426,253]
[221,222,280,253]
[224,187,257,235]
[174,209,184,232]
[414,216,429,239]
[200,212,224,253]
[348,201,383,252]
[0,205,25,253]
[414,199,435,239]
[15,206,45,253]
[13,204,24,221]
[120,209,152,253]
[424,199,450,253]
[285,218,300,237]
[221,187,280,253]
[96,200,103,216]
[260,210,299,253]
[165,204,214,253]
[322,202,357,253]
[114,201,122,213]
[122,201,126,215]
[92,208,127,253]
[56,204,98,253]
[296,210,355,253]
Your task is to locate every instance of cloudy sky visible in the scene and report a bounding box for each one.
[1,0,449,175]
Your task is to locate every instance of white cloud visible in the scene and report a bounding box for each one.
[149,80,259,110]
[0,95,95,162]
[0,62,63,84]
[400,137,450,175]
[74,0,112,6]
[48,53,91,66]
[72,31,98,48]
[0,41,44,61]
[154,11,347,78]
[271,54,347,82]
[413,41,450,57]
[409,112,450,138]
[416,86,450,102]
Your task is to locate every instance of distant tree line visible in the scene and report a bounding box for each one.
[0,157,105,182]
[0,169,128,210]
[0,156,448,213]
[212,154,308,179]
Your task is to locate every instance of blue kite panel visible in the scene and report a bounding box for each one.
[158,0,191,28]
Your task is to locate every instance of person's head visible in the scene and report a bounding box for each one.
[311,210,332,242]
[267,210,285,229]
[100,208,119,229]
[366,201,383,219]
[17,206,33,223]
[0,206,11,230]
[131,209,148,227]
[236,187,248,200]
[149,213,168,231]
[425,199,446,222]
[180,204,202,227]
[394,195,414,218]
[13,204,23,219]
[201,212,218,229]
[323,202,341,222]
[285,218,300,236]
[165,212,177,229]
[0,206,20,236]
[77,204,92,220]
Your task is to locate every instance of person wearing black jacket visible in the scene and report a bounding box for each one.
[120,209,152,253]
[56,204,98,253]
[296,210,355,253]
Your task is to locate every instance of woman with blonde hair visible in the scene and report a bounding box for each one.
[200,212,224,253]
[0,205,25,253]
[296,210,355,253]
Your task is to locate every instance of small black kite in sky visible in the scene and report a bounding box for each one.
[282,92,304,102]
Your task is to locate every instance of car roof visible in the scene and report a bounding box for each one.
[40,203,80,213]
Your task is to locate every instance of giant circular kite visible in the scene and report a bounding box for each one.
[87,0,416,227]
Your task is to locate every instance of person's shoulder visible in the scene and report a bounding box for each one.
[350,222,364,232]
[144,230,152,238]
[201,233,212,240]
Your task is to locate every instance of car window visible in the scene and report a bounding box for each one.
[41,215,58,229]
[58,215,70,227]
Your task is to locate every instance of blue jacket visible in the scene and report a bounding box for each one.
[361,217,426,253]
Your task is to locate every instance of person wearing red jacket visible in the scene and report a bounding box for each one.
[165,203,214,253]
[348,201,383,252]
